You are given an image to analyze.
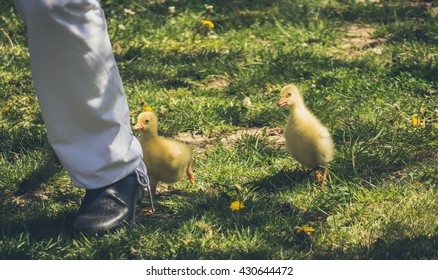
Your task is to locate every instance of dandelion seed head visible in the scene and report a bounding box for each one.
[204,5,214,13]
[243,96,252,107]
[373,47,382,54]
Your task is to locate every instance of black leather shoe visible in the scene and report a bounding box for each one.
[73,173,143,235]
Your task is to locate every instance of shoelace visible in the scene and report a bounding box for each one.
[135,162,155,212]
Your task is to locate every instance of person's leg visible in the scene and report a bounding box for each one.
[14,0,143,188]
[14,0,150,234]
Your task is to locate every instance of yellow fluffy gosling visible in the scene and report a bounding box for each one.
[133,111,195,195]
[277,84,334,186]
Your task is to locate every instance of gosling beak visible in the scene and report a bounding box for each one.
[277,98,288,108]
[133,123,142,130]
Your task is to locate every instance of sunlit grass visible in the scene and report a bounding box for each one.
[0,0,436,259]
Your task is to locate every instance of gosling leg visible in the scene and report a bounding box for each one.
[187,161,195,184]
[314,165,329,188]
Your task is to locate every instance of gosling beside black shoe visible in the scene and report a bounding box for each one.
[73,173,143,235]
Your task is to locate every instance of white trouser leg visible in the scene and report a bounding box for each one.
[14,0,147,189]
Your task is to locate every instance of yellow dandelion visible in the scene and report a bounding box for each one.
[2,107,10,114]
[143,105,153,112]
[412,116,421,126]
[435,123,438,129]
[295,226,315,234]
[230,200,244,212]
[201,20,215,28]
[411,181,422,187]
[118,24,126,30]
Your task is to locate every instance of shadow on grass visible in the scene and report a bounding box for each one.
[132,176,327,259]
[361,235,438,259]
[322,110,437,183]
[14,152,63,196]
[142,203,330,259]
[337,1,430,24]
[118,46,245,86]
[314,234,438,260]
[0,206,76,260]
[117,0,431,31]
[246,167,310,193]
[0,210,76,241]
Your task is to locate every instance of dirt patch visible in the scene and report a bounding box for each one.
[355,0,382,4]
[335,24,387,58]
[175,131,209,146]
[175,126,285,154]
[202,75,230,90]
[430,7,438,16]
[151,127,284,195]
[220,127,285,147]
[409,0,438,17]
[342,24,386,50]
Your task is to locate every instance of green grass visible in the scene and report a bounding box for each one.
[0,0,437,259]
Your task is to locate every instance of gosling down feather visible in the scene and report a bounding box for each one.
[277,84,334,185]
[133,111,195,195]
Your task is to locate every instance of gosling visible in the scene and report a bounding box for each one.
[277,84,334,186]
[133,111,195,195]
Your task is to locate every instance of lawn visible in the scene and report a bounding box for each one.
[0,0,437,259]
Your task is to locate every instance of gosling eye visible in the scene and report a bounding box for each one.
[287,92,292,97]
[144,119,150,124]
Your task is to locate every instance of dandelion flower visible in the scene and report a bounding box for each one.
[168,6,176,14]
[118,24,126,30]
[243,96,252,107]
[412,181,422,187]
[295,226,315,234]
[230,200,244,212]
[201,20,215,28]
[143,105,153,112]
[124,8,135,15]
[412,116,421,126]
